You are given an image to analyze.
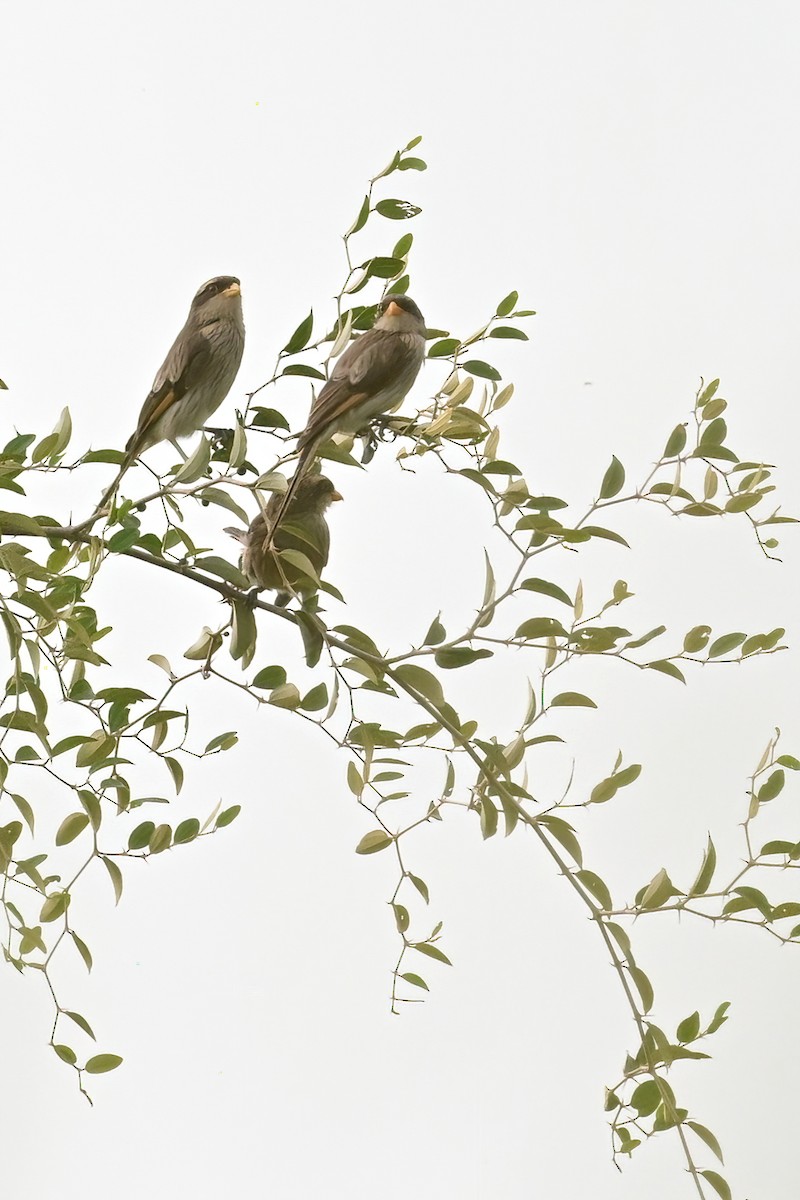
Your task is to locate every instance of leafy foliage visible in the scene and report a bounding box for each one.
[0,140,797,1196]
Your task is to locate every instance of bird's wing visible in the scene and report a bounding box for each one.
[332,327,415,390]
[298,329,415,449]
[127,329,213,454]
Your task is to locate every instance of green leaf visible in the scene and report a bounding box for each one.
[195,555,251,589]
[760,840,796,857]
[629,965,654,1013]
[757,768,785,802]
[422,614,446,645]
[489,326,528,340]
[173,435,211,483]
[347,762,363,796]
[281,363,327,381]
[268,683,300,709]
[590,777,618,804]
[408,873,429,903]
[707,632,746,658]
[165,757,183,795]
[462,360,501,381]
[215,805,241,829]
[149,824,172,854]
[101,855,124,904]
[414,942,452,966]
[174,818,200,845]
[615,764,641,788]
[640,867,678,909]
[346,194,370,236]
[393,664,445,707]
[128,821,155,851]
[366,256,405,279]
[434,647,493,669]
[55,812,90,846]
[496,290,519,317]
[64,1009,95,1040]
[515,617,567,640]
[697,378,720,406]
[282,310,314,355]
[631,1080,661,1117]
[392,903,410,933]
[550,692,597,708]
[355,830,393,855]
[699,1170,731,1200]
[676,1011,701,1043]
[606,922,631,958]
[250,407,291,431]
[729,885,772,920]
[399,972,429,991]
[689,836,717,896]
[84,1053,123,1074]
[252,665,287,690]
[52,1043,77,1065]
[683,624,712,653]
[686,1121,724,1164]
[538,815,583,866]
[520,578,572,606]
[71,931,93,973]
[40,892,70,923]
[300,683,328,712]
[375,198,421,220]
[296,611,324,669]
[230,600,257,665]
[479,797,498,840]
[579,525,630,547]
[575,869,612,909]
[647,660,686,683]
[663,424,688,457]
[599,456,625,499]
[81,448,127,464]
[706,1001,730,1034]
[428,338,461,358]
[148,654,175,679]
[392,232,413,258]
[204,730,238,752]
[725,493,762,513]
[700,417,727,446]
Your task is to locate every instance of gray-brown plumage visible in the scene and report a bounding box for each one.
[127,276,244,456]
[86,276,245,525]
[265,293,425,550]
[227,474,342,605]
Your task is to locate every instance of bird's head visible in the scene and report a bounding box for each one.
[291,474,343,515]
[190,276,243,321]
[376,293,425,334]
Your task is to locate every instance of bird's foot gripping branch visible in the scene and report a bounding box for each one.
[1,142,798,1199]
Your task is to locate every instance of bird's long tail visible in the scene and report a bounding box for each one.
[261,440,318,554]
[71,450,136,533]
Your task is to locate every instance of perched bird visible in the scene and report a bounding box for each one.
[88,276,245,522]
[227,474,342,605]
[265,293,425,548]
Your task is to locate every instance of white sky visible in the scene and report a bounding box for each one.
[3,2,800,1198]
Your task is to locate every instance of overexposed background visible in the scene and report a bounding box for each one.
[2,2,800,1197]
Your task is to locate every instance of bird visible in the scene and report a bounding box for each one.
[227,474,342,605]
[264,293,425,549]
[87,276,245,523]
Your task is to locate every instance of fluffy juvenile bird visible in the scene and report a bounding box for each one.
[265,293,425,548]
[89,276,245,522]
[228,474,342,605]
